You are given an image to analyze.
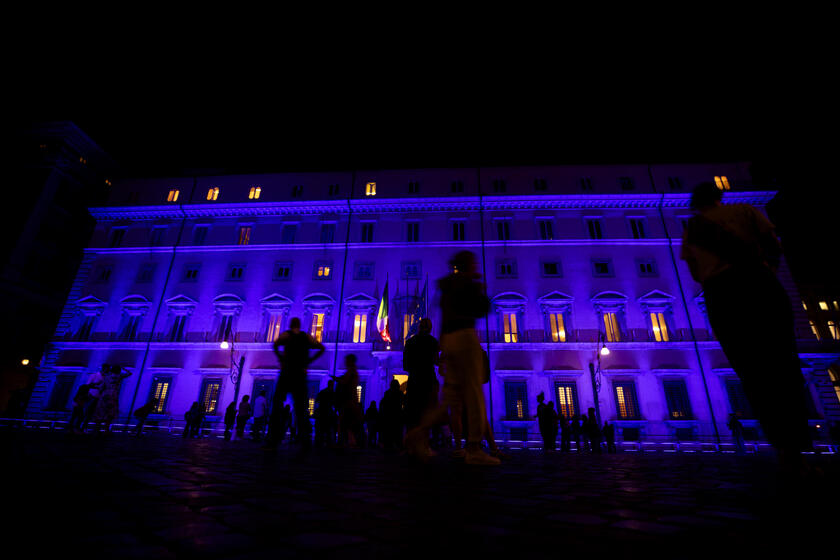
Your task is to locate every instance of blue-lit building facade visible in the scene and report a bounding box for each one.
[26,163,840,443]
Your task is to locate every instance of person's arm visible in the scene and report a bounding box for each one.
[273,331,290,362]
[751,207,782,272]
[308,335,325,364]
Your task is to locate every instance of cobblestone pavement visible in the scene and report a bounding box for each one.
[3,431,837,559]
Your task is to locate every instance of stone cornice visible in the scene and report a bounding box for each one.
[88,191,778,221]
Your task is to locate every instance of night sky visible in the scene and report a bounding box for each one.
[14,78,837,291]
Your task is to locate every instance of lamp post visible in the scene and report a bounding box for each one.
[221,335,245,409]
[588,331,610,426]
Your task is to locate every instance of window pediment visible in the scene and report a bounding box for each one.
[638,290,675,312]
[538,291,574,312]
[261,293,293,311]
[213,293,244,316]
[76,295,107,315]
[303,293,335,310]
[591,291,627,313]
[165,294,197,315]
[120,294,151,315]
[344,292,378,312]
[492,291,527,311]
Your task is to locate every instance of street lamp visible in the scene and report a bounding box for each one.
[21,359,30,366]
[221,334,245,407]
[588,331,609,426]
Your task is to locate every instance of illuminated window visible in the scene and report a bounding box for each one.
[548,312,567,342]
[199,379,222,414]
[828,367,840,405]
[603,312,621,342]
[828,320,839,341]
[273,262,293,281]
[315,261,332,279]
[352,313,368,343]
[810,321,821,340]
[537,219,553,240]
[452,221,465,241]
[361,222,374,242]
[248,186,262,200]
[207,187,220,201]
[238,226,251,245]
[614,382,639,419]
[149,376,171,414]
[502,312,519,343]
[714,176,730,190]
[663,380,692,419]
[555,382,578,418]
[365,182,376,196]
[819,301,829,311]
[167,189,180,202]
[834,301,839,311]
[265,313,283,342]
[802,300,807,311]
[586,218,603,239]
[650,312,670,342]
[504,381,528,419]
[310,313,325,342]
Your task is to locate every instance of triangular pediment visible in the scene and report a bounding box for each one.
[165,294,197,307]
[591,291,627,302]
[76,295,107,307]
[303,293,335,304]
[261,293,293,306]
[638,290,675,302]
[538,291,574,303]
[120,294,151,305]
[213,293,244,305]
[492,291,527,302]
[344,292,377,304]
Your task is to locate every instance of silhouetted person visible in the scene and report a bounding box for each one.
[234,395,251,440]
[92,365,131,434]
[68,383,91,434]
[728,413,746,455]
[587,407,602,453]
[132,397,157,437]
[539,400,558,451]
[184,402,202,438]
[580,414,590,452]
[314,380,336,447]
[406,251,498,465]
[380,379,404,450]
[681,182,811,469]
[364,400,379,447]
[223,401,237,441]
[559,413,570,452]
[403,318,440,431]
[536,392,551,451]
[252,391,268,440]
[265,317,325,450]
[603,421,616,453]
[334,354,363,447]
[79,365,106,432]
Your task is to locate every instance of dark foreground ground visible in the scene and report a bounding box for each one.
[3,431,838,559]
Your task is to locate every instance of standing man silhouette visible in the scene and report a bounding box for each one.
[264,317,325,450]
[681,182,811,470]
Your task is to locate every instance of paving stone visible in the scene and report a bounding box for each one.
[611,519,681,534]
[292,532,369,548]
[546,512,609,525]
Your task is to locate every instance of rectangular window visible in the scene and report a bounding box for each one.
[407,222,419,242]
[408,181,420,194]
[217,315,233,342]
[492,180,507,193]
[199,379,222,415]
[365,182,376,196]
[354,261,374,280]
[320,223,336,243]
[496,220,511,241]
[828,320,839,341]
[592,259,614,277]
[352,313,368,343]
[650,312,670,342]
[361,222,374,243]
[109,228,126,248]
[548,312,567,342]
[451,180,464,193]
[537,219,554,240]
[663,380,692,419]
[628,218,647,239]
[502,312,519,343]
[137,263,156,283]
[292,185,303,197]
[619,177,635,190]
[238,226,252,245]
[603,312,621,342]
[182,264,200,282]
[170,315,187,342]
[47,375,76,411]
[328,184,340,196]
[314,261,332,279]
[120,315,142,341]
[580,177,593,191]
[555,382,578,418]
[265,313,283,343]
[401,260,421,280]
[818,301,829,311]
[150,226,166,246]
[193,225,209,245]
[227,264,245,281]
[167,189,180,202]
[637,259,658,277]
[281,224,297,244]
[714,176,731,190]
[667,177,682,190]
[310,313,325,342]
[273,262,293,281]
[149,376,172,414]
[586,219,603,240]
[614,382,640,419]
[504,381,528,419]
[497,259,517,279]
[534,178,548,191]
[94,264,113,283]
[452,221,465,241]
[541,261,562,278]
[206,187,220,201]
[248,186,262,199]
[810,321,821,340]
[77,315,96,341]
[725,378,753,418]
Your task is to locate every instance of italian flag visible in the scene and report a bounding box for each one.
[377,277,391,343]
